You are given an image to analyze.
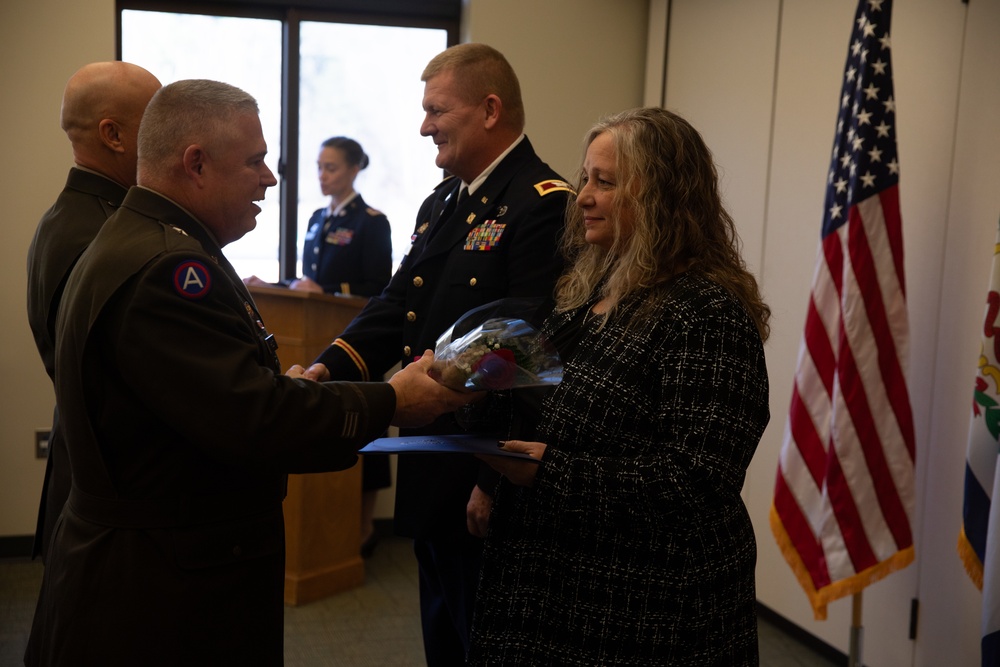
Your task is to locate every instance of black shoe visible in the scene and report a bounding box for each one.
[360,533,380,559]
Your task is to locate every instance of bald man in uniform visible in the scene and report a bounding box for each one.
[26,61,162,561]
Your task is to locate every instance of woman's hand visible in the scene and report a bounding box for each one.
[466,485,493,538]
[477,439,547,487]
[289,276,324,293]
[242,274,269,287]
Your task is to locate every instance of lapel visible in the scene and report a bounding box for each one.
[424,177,457,225]
[436,181,463,226]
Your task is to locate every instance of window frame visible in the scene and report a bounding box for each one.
[117,0,458,281]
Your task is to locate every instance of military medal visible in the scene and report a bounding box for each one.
[464,220,507,251]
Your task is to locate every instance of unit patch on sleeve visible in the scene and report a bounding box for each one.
[464,220,507,251]
[533,179,576,196]
[173,260,212,299]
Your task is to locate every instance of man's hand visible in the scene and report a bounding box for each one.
[301,363,330,382]
[388,350,478,427]
[285,363,329,381]
[466,485,492,538]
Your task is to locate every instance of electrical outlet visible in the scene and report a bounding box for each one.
[35,429,50,459]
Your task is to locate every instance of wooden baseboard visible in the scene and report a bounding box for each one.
[284,556,365,606]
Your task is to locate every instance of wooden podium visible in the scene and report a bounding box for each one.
[249,285,369,606]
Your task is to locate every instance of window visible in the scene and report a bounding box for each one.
[296,21,446,278]
[119,1,455,281]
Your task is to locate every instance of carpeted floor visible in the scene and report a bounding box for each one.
[0,534,842,666]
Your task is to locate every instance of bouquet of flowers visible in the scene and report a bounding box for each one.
[431,299,563,392]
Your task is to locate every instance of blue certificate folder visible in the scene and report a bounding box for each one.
[360,434,540,463]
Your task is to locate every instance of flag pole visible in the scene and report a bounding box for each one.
[849,592,864,667]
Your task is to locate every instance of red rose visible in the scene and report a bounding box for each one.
[471,349,517,390]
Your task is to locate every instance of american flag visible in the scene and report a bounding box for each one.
[958,221,1000,667]
[770,0,916,620]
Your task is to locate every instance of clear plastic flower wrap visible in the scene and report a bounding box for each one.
[430,298,563,392]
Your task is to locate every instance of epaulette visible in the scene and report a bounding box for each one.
[366,207,383,217]
[534,179,576,196]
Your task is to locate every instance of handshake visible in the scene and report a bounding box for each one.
[287,351,480,429]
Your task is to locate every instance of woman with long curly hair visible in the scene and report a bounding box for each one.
[469,107,770,665]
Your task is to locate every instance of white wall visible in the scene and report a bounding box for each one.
[464,0,649,181]
[663,0,1000,665]
[919,0,1000,664]
[0,0,117,539]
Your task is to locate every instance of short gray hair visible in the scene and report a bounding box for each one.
[138,79,259,176]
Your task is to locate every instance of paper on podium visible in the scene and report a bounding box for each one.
[360,434,540,463]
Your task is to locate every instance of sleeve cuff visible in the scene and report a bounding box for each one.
[333,381,396,444]
[315,338,369,381]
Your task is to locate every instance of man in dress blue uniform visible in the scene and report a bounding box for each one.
[26,61,162,562]
[25,79,472,667]
[308,43,574,664]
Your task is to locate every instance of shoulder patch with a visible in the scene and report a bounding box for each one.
[534,179,576,196]
[173,260,212,299]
